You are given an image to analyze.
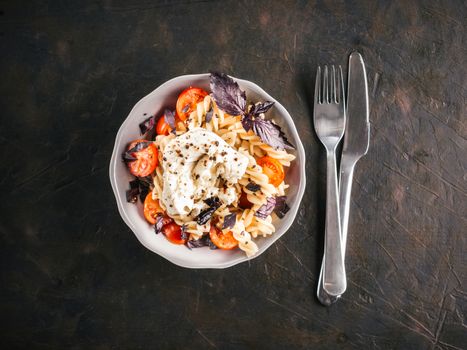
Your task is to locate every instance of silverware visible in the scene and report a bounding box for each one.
[313,65,347,297]
[317,51,370,305]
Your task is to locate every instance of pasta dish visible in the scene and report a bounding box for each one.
[122,73,295,257]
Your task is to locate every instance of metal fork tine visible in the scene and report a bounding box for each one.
[323,65,329,103]
[331,65,336,103]
[315,66,321,104]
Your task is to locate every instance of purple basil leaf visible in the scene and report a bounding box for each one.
[197,197,221,225]
[139,186,149,203]
[222,213,237,230]
[241,114,253,131]
[122,153,137,162]
[138,176,152,188]
[186,239,204,249]
[164,109,176,130]
[204,197,220,207]
[251,118,295,150]
[181,104,190,113]
[246,182,261,192]
[197,209,214,225]
[205,103,214,123]
[139,115,157,135]
[210,72,246,116]
[205,109,214,123]
[274,196,290,219]
[154,213,164,234]
[255,197,276,219]
[126,187,139,203]
[186,235,217,250]
[249,101,275,116]
[126,179,141,203]
[180,224,188,241]
[255,101,275,114]
[208,237,218,250]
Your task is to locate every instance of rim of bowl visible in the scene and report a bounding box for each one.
[109,73,306,269]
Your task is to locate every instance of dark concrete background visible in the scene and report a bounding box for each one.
[1,1,466,349]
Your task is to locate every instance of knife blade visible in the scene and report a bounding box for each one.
[339,51,370,251]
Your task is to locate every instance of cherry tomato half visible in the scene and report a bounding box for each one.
[209,226,238,250]
[176,87,208,121]
[156,115,171,135]
[162,222,187,245]
[143,193,164,225]
[127,140,158,177]
[257,156,284,187]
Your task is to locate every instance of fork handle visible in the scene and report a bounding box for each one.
[317,157,356,305]
[323,149,347,296]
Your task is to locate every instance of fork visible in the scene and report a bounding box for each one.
[313,65,347,296]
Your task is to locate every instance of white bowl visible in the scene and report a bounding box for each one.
[109,73,306,268]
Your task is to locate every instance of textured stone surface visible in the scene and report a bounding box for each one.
[1,1,466,349]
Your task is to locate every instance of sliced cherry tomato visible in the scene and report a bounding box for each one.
[209,226,238,250]
[162,222,187,245]
[238,191,253,209]
[143,193,164,224]
[156,115,171,135]
[257,156,285,187]
[176,87,208,121]
[127,140,158,177]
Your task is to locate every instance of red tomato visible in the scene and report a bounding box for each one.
[162,222,187,245]
[156,115,171,135]
[176,87,208,121]
[127,140,158,177]
[143,193,164,225]
[257,156,285,187]
[209,226,238,250]
[238,191,253,209]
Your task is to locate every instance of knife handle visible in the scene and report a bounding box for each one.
[339,157,357,254]
[323,149,347,296]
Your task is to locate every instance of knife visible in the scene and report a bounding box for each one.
[317,51,370,305]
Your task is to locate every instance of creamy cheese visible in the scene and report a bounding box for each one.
[160,128,248,217]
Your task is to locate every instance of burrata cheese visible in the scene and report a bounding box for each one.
[160,128,248,217]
